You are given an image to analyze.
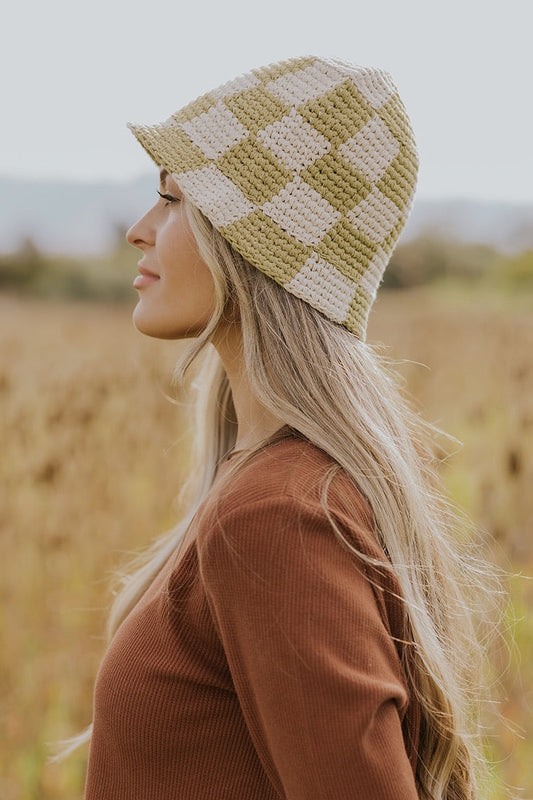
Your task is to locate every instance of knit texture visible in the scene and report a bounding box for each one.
[85,435,420,799]
[128,55,418,339]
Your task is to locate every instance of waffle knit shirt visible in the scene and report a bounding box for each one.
[84,435,420,799]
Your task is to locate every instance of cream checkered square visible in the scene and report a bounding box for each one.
[338,114,400,184]
[178,165,256,228]
[265,60,347,107]
[286,254,356,323]
[261,176,341,247]
[179,101,249,159]
[256,110,331,173]
[347,186,400,245]
[349,68,395,110]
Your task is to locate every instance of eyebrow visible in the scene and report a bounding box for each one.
[159,168,169,188]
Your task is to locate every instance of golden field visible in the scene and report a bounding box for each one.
[1,288,532,799]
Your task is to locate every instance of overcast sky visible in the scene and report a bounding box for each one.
[3,0,532,202]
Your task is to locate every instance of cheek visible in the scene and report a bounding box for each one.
[137,237,216,337]
[191,261,217,310]
[164,223,215,307]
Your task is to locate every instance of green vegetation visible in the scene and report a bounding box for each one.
[0,228,133,300]
[383,235,502,287]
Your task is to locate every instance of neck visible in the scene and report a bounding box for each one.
[213,323,284,452]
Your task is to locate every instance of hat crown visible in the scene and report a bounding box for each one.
[129,55,418,339]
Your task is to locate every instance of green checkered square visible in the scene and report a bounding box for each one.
[225,86,289,137]
[299,81,373,145]
[301,151,373,216]
[221,209,311,285]
[217,139,292,206]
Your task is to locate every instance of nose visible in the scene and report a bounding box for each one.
[126,209,154,249]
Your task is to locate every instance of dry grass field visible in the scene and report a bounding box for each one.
[1,288,532,799]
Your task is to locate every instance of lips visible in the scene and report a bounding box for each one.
[138,264,159,277]
[133,265,160,289]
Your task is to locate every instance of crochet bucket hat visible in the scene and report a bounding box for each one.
[128,55,418,339]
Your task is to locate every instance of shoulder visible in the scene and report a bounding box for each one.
[250,433,367,494]
[194,433,379,564]
[194,434,409,649]
[219,434,371,520]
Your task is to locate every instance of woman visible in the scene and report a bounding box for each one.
[82,56,495,799]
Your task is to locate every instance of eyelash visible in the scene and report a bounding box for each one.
[157,190,180,206]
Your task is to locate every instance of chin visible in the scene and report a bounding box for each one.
[132,301,207,340]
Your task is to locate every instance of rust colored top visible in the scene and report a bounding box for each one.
[85,434,420,799]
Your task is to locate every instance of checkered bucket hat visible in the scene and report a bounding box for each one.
[128,55,418,339]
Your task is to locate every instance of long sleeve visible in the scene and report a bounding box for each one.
[199,491,419,800]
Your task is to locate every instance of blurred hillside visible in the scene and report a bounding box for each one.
[1,174,533,256]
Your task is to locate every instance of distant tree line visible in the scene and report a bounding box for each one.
[0,227,133,300]
[384,234,533,289]
[0,229,532,299]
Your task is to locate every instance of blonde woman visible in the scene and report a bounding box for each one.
[82,57,496,799]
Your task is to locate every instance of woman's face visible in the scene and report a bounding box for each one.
[127,169,215,339]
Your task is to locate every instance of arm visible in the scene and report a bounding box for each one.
[199,494,419,800]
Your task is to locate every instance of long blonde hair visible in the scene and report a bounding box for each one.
[68,198,500,798]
